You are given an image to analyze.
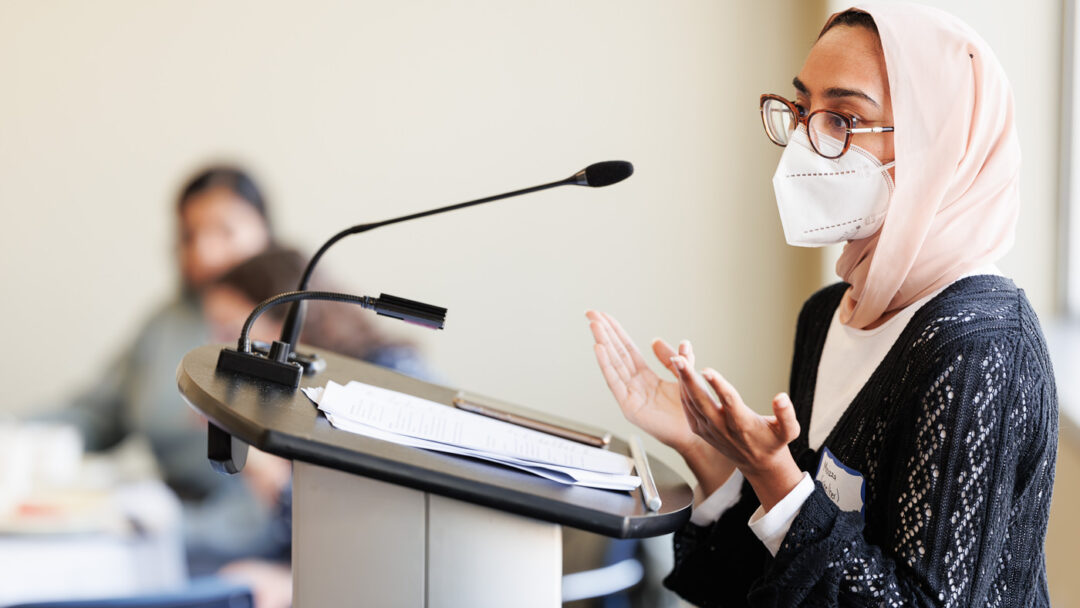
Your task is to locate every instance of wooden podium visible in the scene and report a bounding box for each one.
[177,344,693,607]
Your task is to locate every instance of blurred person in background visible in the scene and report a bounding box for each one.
[36,166,278,574]
[200,246,433,608]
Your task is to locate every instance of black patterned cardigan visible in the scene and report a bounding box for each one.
[664,276,1057,607]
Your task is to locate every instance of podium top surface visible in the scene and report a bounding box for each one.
[177,344,693,539]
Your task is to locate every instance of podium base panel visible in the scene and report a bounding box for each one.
[293,461,562,607]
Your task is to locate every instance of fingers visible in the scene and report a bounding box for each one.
[591,313,637,375]
[654,338,697,375]
[601,312,651,371]
[702,368,755,428]
[675,360,708,433]
[587,313,629,375]
[652,338,678,374]
[586,311,616,355]
[593,343,630,403]
[590,321,633,385]
[672,356,724,427]
[679,339,696,368]
[590,310,688,379]
[770,393,801,443]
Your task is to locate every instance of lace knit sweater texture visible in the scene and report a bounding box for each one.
[664,276,1057,607]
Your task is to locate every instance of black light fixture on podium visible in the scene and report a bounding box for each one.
[215,160,634,389]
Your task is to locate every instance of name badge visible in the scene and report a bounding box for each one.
[815,447,865,518]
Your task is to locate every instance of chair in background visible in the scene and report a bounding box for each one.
[5,578,253,608]
[562,538,644,608]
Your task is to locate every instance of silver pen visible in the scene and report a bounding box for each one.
[629,435,661,511]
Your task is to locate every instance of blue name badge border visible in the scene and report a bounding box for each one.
[815,446,867,520]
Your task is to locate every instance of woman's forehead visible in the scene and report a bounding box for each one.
[796,25,890,108]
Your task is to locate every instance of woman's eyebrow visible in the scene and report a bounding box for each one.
[791,76,880,108]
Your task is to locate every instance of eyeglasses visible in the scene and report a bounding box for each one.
[759,93,894,159]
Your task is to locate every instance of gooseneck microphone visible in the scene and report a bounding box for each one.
[217,290,447,388]
[277,160,633,353]
[239,292,447,354]
[216,160,632,388]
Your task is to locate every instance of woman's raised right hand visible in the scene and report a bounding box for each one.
[584,311,707,450]
[587,311,735,493]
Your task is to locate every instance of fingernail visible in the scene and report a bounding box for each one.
[671,356,685,370]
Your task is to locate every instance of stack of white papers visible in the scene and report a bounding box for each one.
[303,381,640,491]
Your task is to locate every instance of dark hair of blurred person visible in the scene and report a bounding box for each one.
[203,247,429,377]
[177,166,274,289]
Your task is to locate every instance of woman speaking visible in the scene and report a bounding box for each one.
[587,3,1056,606]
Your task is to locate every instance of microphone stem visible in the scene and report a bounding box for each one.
[362,177,572,233]
[241,290,374,354]
[278,176,572,350]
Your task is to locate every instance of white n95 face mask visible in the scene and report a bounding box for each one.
[772,127,895,247]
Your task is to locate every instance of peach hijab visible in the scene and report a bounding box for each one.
[833,3,1020,328]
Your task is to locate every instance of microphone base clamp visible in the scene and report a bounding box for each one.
[249,340,327,376]
[216,344,303,389]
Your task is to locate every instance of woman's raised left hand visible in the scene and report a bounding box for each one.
[670,351,805,512]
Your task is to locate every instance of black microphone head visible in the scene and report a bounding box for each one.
[371,293,447,330]
[571,160,634,187]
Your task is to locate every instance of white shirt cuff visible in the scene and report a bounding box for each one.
[747,472,815,556]
[689,469,744,526]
